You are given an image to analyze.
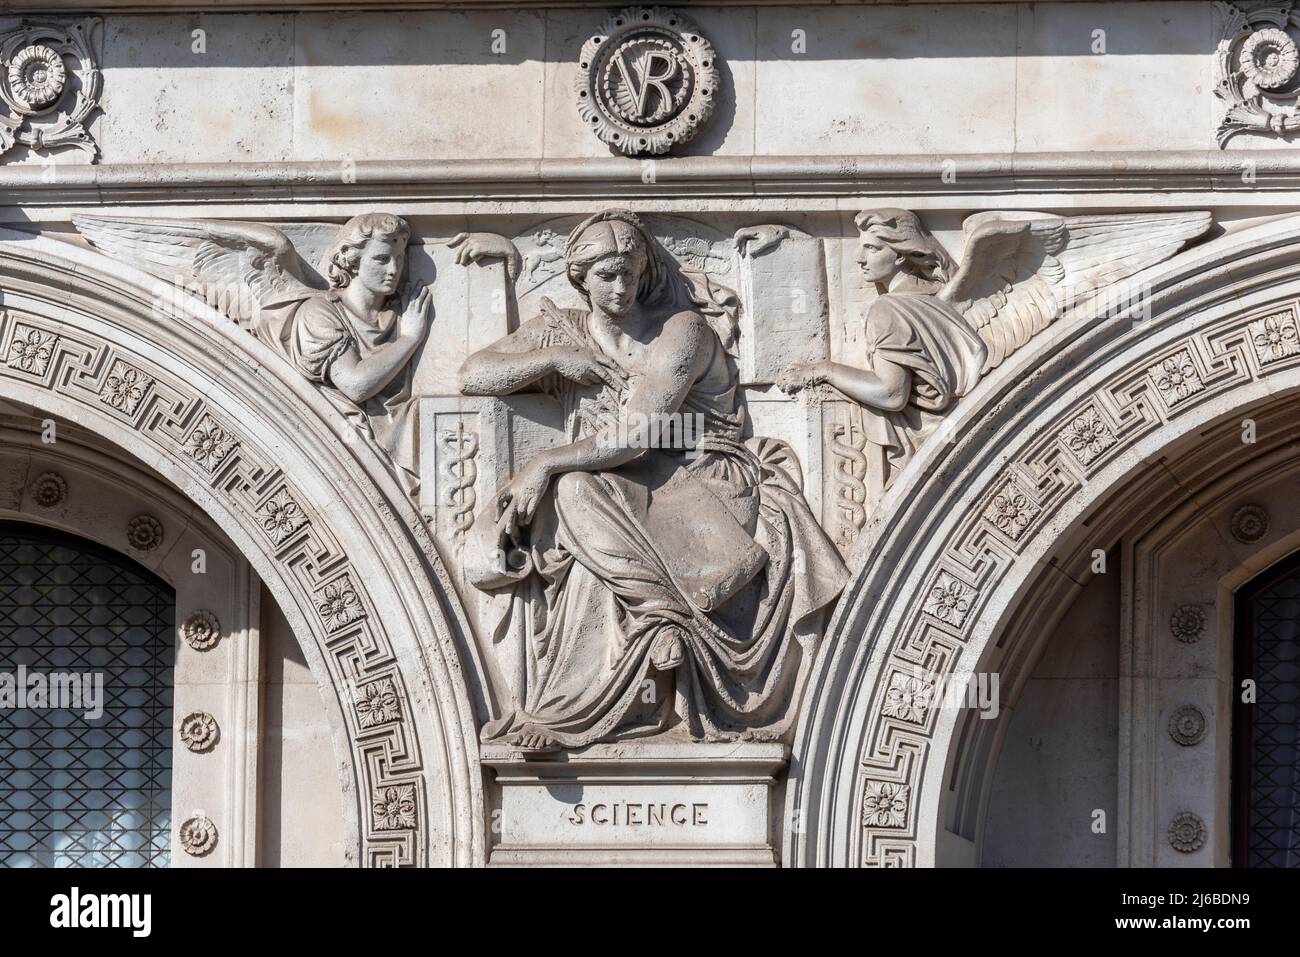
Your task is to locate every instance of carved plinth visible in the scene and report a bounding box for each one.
[482,741,788,867]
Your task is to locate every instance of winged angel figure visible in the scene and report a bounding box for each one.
[778,208,1213,485]
[72,214,506,488]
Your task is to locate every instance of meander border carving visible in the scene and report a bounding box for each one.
[791,218,1300,867]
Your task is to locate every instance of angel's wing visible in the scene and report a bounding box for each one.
[73,214,328,325]
[938,211,1212,372]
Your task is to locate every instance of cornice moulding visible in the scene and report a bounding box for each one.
[0,0,1103,10]
[4,151,1300,206]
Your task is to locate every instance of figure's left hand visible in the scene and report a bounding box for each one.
[497,461,551,529]
[449,232,523,281]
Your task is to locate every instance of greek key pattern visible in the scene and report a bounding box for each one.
[0,309,427,867]
[856,297,1300,866]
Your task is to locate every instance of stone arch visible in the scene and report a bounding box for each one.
[0,228,486,867]
[789,214,1300,867]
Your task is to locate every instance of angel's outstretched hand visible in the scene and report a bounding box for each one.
[448,232,523,281]
[777,360,830,395]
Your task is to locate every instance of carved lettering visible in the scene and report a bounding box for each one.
[566,802,710,827]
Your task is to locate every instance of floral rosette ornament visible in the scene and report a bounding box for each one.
[575,6,720,156]
[0,18,103,160]
[7,45,65,111]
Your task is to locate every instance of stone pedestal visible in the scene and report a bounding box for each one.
[482,741,788,867]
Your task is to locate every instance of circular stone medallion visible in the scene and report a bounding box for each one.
[7,44,66,113]
[576,6,720,156]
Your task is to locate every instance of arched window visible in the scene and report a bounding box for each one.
[1234,553,1300,867]
[0,522,174,867]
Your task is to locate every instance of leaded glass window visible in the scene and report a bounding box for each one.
[0,523,174,867]
[1235,555,1300,867]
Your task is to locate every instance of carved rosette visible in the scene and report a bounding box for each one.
[30,470,66,508]
[126,514,163,552]
[179,711,219,752]
[1170,603,1208,644]
[179,814,218,857]
[1167,812,1207,853]
[372,784,418,831]
[181,610,221,651]
[1231,504,1270,543]
[1216,4,1300,146]
[1168,705,1207,747]
[1248,309,1300,364]
[0,18,102,160]
[862,780,909,829]
[576,7,720,156]
[355,677,401,729]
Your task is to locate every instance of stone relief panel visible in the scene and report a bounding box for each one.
[0,17,102,161]
[455,210,848,752]
[775,207,1212,546]
[70,205,1214,770]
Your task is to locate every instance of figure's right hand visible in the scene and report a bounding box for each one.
[547,346,626,389]
[399,282,432,339]
[777,360,830,395]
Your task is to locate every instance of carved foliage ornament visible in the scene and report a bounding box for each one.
[1215,2,1300,145]
[576,6,719,156]
[0,18,102,161]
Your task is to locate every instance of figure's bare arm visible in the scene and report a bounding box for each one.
[460,316,625,395]
[778,356,912,412]
[494,312,708,528]
[331,339,421,403]
[823,359,912,411]
[537,312,709,476]
[330,284,431,404]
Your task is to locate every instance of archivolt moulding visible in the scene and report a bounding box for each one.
[0,228,485,867]
[789,214,1300,867]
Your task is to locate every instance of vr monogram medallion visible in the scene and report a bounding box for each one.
[576,6,720,156]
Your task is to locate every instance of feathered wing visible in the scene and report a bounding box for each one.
[73,215,328,325]
[938,210,1212,372]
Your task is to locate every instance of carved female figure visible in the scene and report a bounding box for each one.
[778,209,987,480]
[777,207,1211,489]
[72,211,433,486]
[255,213,430,482]
[460,210,847,751]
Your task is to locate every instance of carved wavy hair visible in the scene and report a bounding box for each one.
[326,213,411,289]
[854,208,956,285]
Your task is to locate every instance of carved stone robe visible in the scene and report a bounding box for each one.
[859,290,987,479]
[479,305,848,747]
[254,291,418,485]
